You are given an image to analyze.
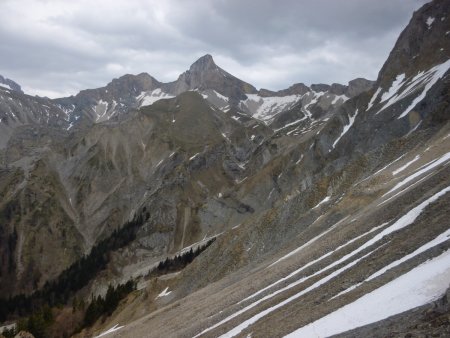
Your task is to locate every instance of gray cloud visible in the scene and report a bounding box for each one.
[0,0,428,97]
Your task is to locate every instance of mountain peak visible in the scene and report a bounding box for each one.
[189,54,217,72]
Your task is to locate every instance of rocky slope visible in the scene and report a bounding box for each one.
[76,1,449,337]
[0,0,449,337]
[0,87,69,149]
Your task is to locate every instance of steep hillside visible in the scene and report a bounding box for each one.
[72,1,449,337]
[0,1,449,337]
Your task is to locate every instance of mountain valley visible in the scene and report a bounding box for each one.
[0,1,450,337]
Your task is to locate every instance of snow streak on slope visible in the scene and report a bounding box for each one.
[332,227,450,299]
[375,59,450,118]
[156,287,172,299]
[366,87,382,111]
[213,90,229,102]
[392,155,420,175]
[312,196,331,209]
[269,217,348,267]
[218,248,381,338]
[244,224,386,303]
[94,324,125,338]
[332,109,358,148]
[355,154,407,185]
[366,229,450,281]
[383,152,450,196]
[397,59,450,118]
[285,249,450,337]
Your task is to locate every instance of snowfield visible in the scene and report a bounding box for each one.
[285,249,450,337]
[137,89,174,107]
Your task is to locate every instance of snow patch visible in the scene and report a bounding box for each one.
[189,153,199,161]
[295,154,304,165]
[384,152,450,196]
[0,83,13,91]
[375,60,450,118]
[219,247,381,338]
[356,154,407,185]
[246,224,385,303]
[213,90,229,102]
[242,94,302,122]
[94,324,125,338]
[392,155,420,175]
[137,88,174,107]
[331,94,349,105]
[426,16,435,28]
[366,87,381,111]
[380,74,405,103]
[221,132,231,143]
[332,109,358,148]
[312,196,331,209]
[212,187,449,337]
[398,59,450,118]
[286,249,450,338]
[333,227,450,300]
[156,287,172,299]
[94,100,109,121]
[274,116,307,132]
[367,228,450,282]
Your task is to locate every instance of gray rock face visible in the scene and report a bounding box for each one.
[259,83,310,97]
[310,83,331,92]
[0,89,69,149]
[346,78,374,97]
[0,75,23,93]
[330,83,347,95]
[54,72,162,124]
[376,0,450,89]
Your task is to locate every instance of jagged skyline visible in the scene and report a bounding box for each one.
[0,0,427,98]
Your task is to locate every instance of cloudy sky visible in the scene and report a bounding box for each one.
[0,0,428,98]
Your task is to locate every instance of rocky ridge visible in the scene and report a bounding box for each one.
[53,54,372,127]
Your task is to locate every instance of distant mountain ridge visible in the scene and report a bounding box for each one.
[50,54,373,126]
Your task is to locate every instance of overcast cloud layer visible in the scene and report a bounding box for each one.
[0,0,428,98]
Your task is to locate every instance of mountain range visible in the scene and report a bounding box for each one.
[0,0,449,337]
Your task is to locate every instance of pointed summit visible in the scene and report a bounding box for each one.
[164,54,257,99]
[189,54,217,72]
